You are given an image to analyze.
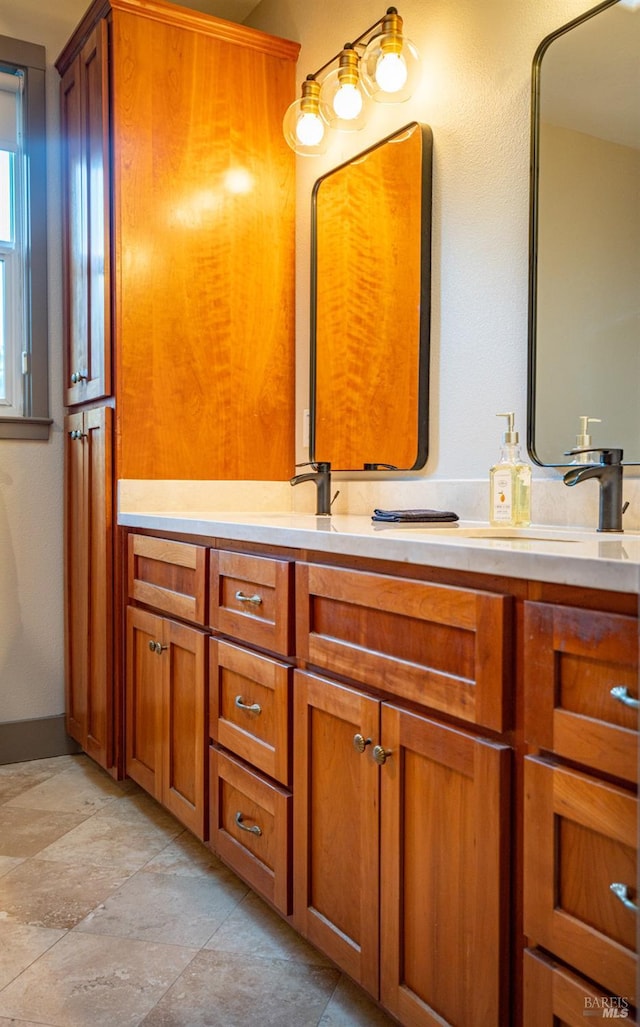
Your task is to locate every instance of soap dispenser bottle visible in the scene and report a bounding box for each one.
[490,412,531,527]
[572,415,601,463]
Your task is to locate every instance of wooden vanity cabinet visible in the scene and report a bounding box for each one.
[125,535,208,839]
[64,406,113,769]
[523,600,639,1021]
[293,564,512,1026]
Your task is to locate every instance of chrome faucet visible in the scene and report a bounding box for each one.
[290,462,333,516]
[563,447,625,532]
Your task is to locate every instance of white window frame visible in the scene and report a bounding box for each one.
[0,35,49,441]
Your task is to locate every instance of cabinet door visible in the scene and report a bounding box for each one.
[524,756,637,1003]
[64,407,113,769]
[293,671,380,995]
[380,704,511,1027]
[126,605,163,799]
[60,19,111,406]
[162,619,208,840]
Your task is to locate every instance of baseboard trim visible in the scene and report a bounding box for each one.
[0,715,82,765]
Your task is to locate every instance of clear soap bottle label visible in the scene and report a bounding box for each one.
[492,470,513,522]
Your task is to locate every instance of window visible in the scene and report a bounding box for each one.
[0,35,49,440]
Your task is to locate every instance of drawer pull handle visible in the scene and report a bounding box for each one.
[610,882,639,913]
[372,745,392,766]
[235,695,262,715]
[353,734,371,753]
[234,590,263,606]
[610,685,640,710]
[235,811,262,836]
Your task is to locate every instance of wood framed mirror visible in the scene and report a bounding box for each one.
[310,122,432,471]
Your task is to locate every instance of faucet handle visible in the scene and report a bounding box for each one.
[294,461,331,472]
[564,447,623,464]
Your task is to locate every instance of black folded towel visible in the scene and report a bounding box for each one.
[372,508,459,523]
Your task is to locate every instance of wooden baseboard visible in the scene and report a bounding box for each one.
[0,716,82,765]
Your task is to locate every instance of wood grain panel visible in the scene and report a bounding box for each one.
[380,704,510,1027]
[210,746,291,915]
[296,563,510,730]
[209,638,291,786]
[128,534,207,624]
[523,949,638,1026]
[524,602,638,783]
[524,756,637,1003]
[210,550,293,656]
[293,671,380,995]
[112,7,296,480]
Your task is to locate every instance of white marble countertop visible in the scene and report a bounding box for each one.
[117,508,640,595]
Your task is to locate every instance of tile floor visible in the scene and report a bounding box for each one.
[0,754,396,1027]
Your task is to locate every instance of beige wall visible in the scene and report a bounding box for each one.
[0,0,610,724]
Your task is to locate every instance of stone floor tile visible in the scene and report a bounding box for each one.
[0,807,86,858]
[0,756,81,801]
[76,867,247,947]
[140,949,340,1027]
[205,890,334,967]
[5,761,127,815]
[0,856,23,878]
[0,858,132,929]
[318,975,398,1025]
[0,932,198,1027]
[0,922,65,989]
[143,830,228,879]
[35,793,183,871]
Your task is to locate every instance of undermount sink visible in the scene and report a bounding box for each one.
[405,525,603,543]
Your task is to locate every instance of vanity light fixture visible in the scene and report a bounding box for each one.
[282,7,420,155]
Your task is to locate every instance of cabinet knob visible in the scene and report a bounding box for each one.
[70,370,87,384]
[610,685,640,710]
[235,811,262,836]
[68,429,86,440]
[610,882,639,913]
[372,744,392,766]
[148,640,167,654]
[353,734,371,753]
[234,695,262,715]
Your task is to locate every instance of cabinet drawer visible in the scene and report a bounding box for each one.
[209,639,292,787]
[524,756,637,1003]
[523,949,637,1025]
[524,602,638,783]
[209,550,293,656]
[128,534,207,625]
[296,563,511,731]
[209,746,291,915]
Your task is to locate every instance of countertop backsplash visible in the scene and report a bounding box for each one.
[119,475,640,533]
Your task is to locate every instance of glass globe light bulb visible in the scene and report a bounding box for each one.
[333,82,363,120]
[296,111,325,146]
[375,51,408,93]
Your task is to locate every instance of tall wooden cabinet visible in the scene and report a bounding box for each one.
[57,0,298,773]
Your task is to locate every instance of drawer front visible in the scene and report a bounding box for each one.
[524,756,637,1003]
[209,746,291,915]
[524,602,638,783]
[209,638,292,786]
[209,550,293,656]
[296,563,511,731]
[523,949,637,1025]
[128,534,207,625]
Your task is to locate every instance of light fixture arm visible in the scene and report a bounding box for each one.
[282,7,420,155]
[305,7,399,82]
